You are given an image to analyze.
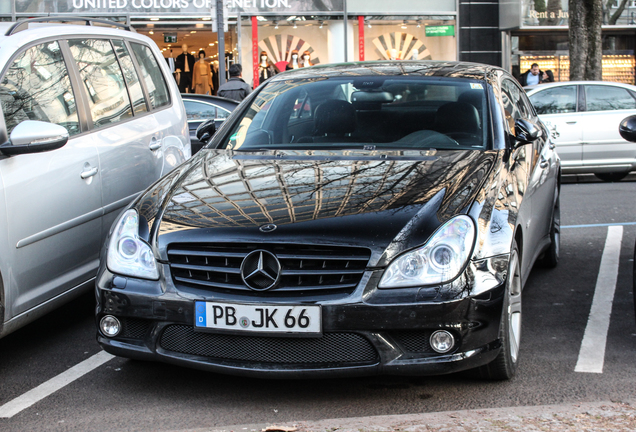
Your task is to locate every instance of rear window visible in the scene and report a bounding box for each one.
[130,43,170,109]
[219,77,489,151]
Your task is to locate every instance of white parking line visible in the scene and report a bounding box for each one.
[0,351,114,418]
[574,225,623,374]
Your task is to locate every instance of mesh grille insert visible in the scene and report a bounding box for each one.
[160,325,379,365]
[120,318,151,339]
[390,330,434,353]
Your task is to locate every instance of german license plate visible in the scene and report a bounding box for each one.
[194,301,322,335]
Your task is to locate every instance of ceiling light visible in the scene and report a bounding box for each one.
[366,20,371,28]
[209,42,214,46]
[319,20,324,28]
[257,16,267,22]
[293,21,297,29]
[149,30,154,34]
[416,20,422,28]
[190,30,197,33]
[274,20,278,29]
[150,17,159,21]
[202,17,211,21]
[401,20,407,29]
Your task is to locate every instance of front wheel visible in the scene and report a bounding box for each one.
[476,243,522,380]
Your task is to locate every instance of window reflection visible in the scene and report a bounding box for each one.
[130,43,170,109]
[0,41,80,135]
[69,39,133,127]
[112,39,148,115]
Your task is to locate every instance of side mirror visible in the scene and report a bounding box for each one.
[0,120,69,156]
[513,118,542,147]
[619,115,636,142]
[196,118,216,144]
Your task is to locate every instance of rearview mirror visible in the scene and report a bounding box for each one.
[0,120,69,156]
[619,115,636,142]
[513,118,542,147]
[196,118,216,144]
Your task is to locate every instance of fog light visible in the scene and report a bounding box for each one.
[430,330,455,353]
[100,315,121,337]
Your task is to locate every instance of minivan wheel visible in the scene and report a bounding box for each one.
[475,243,522,380]
[594,172,629,182]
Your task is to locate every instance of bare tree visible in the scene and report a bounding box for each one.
[569,0,603,80]
[604,0,630,24]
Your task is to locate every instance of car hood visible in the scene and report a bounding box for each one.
[139,149,497,266]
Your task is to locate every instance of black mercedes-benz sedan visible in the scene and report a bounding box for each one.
[96,61,560,380]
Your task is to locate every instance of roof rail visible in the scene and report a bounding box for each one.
[5,16,135,36]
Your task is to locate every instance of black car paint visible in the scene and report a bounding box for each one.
[96,62,560,377]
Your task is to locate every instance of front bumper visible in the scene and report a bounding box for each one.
[96,261,508,378]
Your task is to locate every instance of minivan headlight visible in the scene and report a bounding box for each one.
[106,209,159,280]
[379,215,476,288]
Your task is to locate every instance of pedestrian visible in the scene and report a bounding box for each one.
[217,64,252,102]
[519,63,545,86]
[542,69,555,83]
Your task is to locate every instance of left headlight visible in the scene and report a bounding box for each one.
[379,215,476,288]
[106,209,159,280]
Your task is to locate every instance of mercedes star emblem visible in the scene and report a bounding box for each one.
[240,250,281,291]
[259,223,277,233]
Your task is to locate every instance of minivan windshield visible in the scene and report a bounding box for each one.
[219,76,489,151]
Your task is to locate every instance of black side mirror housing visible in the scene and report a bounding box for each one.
[513,118,542,147]
[619,115,636,142]
[196,119,216,145]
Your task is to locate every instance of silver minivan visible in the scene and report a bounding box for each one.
[0,18,191,338]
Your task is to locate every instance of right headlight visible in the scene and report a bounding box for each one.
[379,215,476,288]
[106,209,159,280]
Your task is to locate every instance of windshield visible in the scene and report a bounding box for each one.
[219,76,489,151]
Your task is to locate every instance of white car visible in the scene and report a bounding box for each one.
[0,17,190,338]
[525,81,636,181]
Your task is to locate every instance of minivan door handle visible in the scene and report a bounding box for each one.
[80,166,98,179]
[149,137,162,151]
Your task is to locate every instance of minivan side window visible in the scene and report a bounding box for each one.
[112,39,148,115]
[130,43,170,109]
[0,41,80,136]
[68,39,133,128]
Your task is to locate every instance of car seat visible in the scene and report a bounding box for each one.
[434,101,481,145]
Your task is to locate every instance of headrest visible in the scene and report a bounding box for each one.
[435,102,480,134]
[458,91,483,110]
[314,100,356,135]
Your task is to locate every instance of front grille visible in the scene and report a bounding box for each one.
[390,330,435,353]
[159,325,379,366]
[120,318,151,339]
[168,243,371,295]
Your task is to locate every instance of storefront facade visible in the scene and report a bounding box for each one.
[501,0,636,84]
[2,0,461,89]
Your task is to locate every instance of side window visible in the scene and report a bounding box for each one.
[500,79,523,132]
[216,106,231,119]
[0,41,80,136]
[529,86,577,114]
[183,100,216,120]
[68,39,133,128]
[585,85,636,111]
[112,39,148,115]
[130,43,170,109]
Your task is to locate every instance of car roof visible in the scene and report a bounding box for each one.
[267,61,502,83]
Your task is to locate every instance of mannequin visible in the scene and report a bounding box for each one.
[389,48,400,60]
[286,50,300,70]
[192,50,213,95]
[301,50,312,67]
[211,60,219,95]
[410,48,419,60]
[175,43,195,93]
[258,51,279,84]
[165,49,178,85]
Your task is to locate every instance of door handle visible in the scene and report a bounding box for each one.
[80,167,98,179]
[549,142,556,150]
[149,137,162,151]
[540,157,549,169]
[565,121,577,124]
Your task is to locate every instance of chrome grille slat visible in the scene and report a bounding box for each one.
[168,243,371,296]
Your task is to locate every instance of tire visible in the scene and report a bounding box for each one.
[594,172,629,182]
[540,187,560,268]
[476,243,522,380]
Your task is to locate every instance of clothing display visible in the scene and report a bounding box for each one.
[192,59,213,94]
[175,51,195,93]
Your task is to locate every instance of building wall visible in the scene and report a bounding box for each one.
[459,0,502,66]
